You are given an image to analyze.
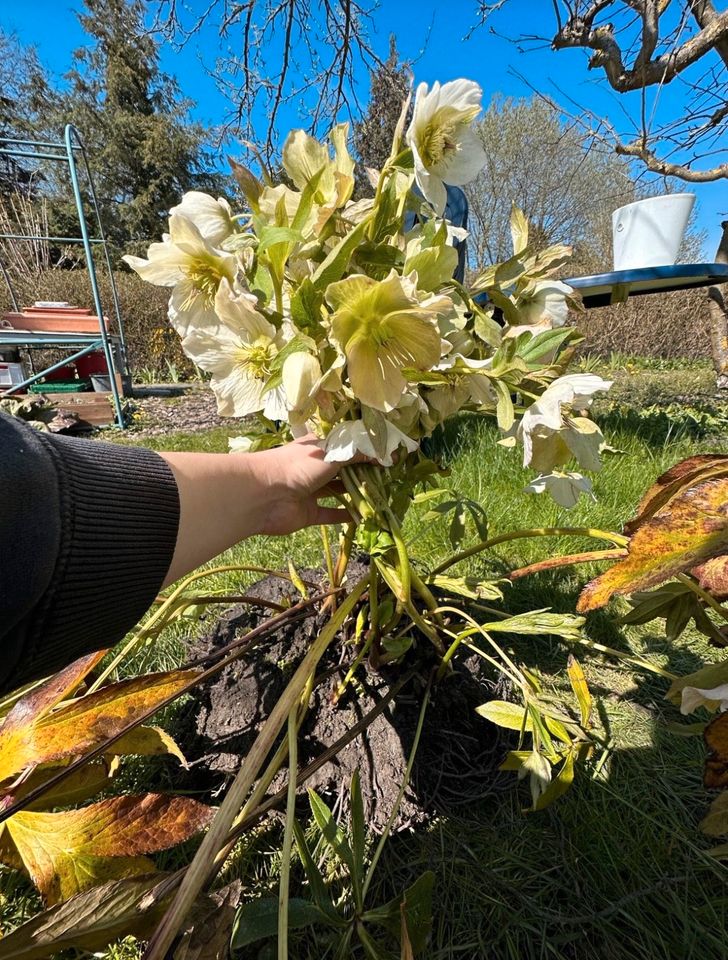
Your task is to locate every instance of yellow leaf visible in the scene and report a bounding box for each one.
[109,726,187,766]
[0,670,199,784]
[578,476,728,611]
[1,793,213,904]
[700,791,728,837]
[567,655,592,728]
[476,700,531,731]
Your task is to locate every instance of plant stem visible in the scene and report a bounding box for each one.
[143,577,368,960]
[361,679,431,901]
[431,527,629,577]
[278,708,298,960]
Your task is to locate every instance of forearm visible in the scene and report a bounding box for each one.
[159,450,272,586]
[159,436,348,588]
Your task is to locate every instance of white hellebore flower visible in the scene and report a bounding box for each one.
[169,191,235,246]
[525,471,595,509]
[517,374,612,470]
[519,280,574,329]
[406,79,486,216]
[180,279,287,420]
[123,214,236,337]
[680,683,728,716]
[324,418,418,467]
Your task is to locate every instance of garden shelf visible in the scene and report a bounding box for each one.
[0,126,129,428]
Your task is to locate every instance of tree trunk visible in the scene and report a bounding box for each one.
[708,220,728,391]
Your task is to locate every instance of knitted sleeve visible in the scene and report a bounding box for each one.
[0,413,179,692]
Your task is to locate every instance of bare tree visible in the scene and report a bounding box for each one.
[470,1,728,184]
[151,0,384,157]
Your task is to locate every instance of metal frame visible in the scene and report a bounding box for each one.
[0,125,128,427]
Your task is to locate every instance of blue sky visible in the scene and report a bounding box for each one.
[4,0,726,252]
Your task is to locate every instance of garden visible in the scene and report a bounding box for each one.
[1,2,728,959]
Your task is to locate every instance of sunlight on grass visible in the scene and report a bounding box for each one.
[85,398,728,959]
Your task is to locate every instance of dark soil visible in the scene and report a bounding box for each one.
[173,568,511,832]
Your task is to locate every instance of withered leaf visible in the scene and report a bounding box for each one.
[0,874,171,958]
[578,477,728,612]
[0,762,115,816]
[0,651,107,739]
[1,793,213,904]
[693,555,728,601]
[625,455,728,536]
[0,670,199,784]
[705,712,728,790]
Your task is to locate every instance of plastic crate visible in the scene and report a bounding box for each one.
[29,380,92,394]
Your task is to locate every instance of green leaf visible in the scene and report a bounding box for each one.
[290,277,325,336]
[517,326,575,364]
[364,870,435,954]
[256,225,303,255]
[484,610,584,640]
[476,700,531,731]
[291,820,339,921]
[312,217,371,292]
[290,166,325,234]
[427,574,504,602]
[307,789,357,880]
[0,874,170,959]
[230,898,326,951]
[567,655,592,729]
[492,379,514,432]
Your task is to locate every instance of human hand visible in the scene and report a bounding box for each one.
[251,435,353,536]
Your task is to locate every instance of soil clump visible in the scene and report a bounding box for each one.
[173,567,510,831]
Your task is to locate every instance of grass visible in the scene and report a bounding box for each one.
[4,367,728,958]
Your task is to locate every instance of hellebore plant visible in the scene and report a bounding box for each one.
[125,80,612,650]
[122,79,625,956]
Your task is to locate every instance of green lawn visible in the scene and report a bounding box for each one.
[3,371,728,959]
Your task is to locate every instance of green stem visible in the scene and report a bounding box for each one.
[677,573,728,623]
[143,577,368,960]
[431,527,629,577]
[361,679,431,901]
[278,708,298,960]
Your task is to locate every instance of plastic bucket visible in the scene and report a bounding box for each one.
[44,363,77,382]
[76,351,109,378]
[612,193,695,270]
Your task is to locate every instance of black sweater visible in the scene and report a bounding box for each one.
[0,413,180,693]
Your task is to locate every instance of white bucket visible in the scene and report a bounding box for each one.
[612,193,695,271]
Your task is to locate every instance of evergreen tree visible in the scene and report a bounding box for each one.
[352,37,410,197]
[61,0,225,254]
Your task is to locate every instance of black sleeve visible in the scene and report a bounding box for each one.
[0,413,180,693]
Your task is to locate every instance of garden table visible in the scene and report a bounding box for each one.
[563,263,728,310]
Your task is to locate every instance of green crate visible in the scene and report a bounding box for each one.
[29,379,92,394]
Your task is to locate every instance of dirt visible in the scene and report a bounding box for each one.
[173,567,512,832]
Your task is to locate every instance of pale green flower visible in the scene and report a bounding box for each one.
[524,471,595,509]
[518,374,612,469]
[326,271,449,411]
[169,191,235,246]
[406,79,486,215]
[123,214,236,336]
[282,124,355,212]
[180,279,286,419]
[681,683,728,715]
[324,417,418,467]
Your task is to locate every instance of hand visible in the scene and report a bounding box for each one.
[251,435,352,536]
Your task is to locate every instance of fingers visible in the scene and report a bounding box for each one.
[315,505,352,525]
